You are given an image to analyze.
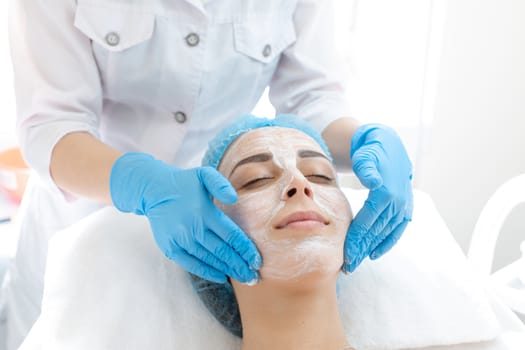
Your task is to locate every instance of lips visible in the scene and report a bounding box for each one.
[275,210,329,229]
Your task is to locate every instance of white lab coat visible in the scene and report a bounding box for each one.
[3,0,351,348]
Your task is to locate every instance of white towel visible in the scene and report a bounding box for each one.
[339,189,501,349]
[21,190,501,350]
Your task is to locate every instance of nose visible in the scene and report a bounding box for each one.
[283,174,313,200]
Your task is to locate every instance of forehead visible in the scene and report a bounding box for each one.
[228,126,325,157]
[218,127,327,171]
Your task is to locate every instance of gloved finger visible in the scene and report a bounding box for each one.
[347,188,392,242]
[369,219,410,260]
[368,213,404,258]
[168,244,227,284]
[368,194,413,260]
[405,189,414,221]
[343,213,402,272]
[199,166,238,204]
[206,207,262,271]
[352,147,383,190]
[343,245,365,274]
[343,190,392,273]
[362,202,396,247]
[195,229,258,284]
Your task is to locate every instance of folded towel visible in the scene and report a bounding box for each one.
[338,189,501,350]
[23,190,501,349]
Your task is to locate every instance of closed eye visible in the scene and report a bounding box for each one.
[241,177,274,189]
[305,174,335,184]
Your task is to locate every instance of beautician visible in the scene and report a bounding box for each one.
[4,0,413,348]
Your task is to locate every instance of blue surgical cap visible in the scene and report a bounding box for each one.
[202,114,332,169]
[192,114,333,338]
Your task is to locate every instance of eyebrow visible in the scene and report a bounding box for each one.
[229,153,273,177]
[229,149,330,177]
[297,149,329,160]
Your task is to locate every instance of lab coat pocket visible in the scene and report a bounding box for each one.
[233,15,297,64]
[74,4,155,52]
[73,3,162,104]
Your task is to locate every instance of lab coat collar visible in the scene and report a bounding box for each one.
[183,0,206,15]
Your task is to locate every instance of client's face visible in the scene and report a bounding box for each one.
[217,127,352,282]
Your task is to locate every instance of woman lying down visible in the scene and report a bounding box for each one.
[190,114,354,350]
[18,115,506,350]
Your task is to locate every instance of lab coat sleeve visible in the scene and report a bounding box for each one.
[9,0,102,197]
[269,0,353,132]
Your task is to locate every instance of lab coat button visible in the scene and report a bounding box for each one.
[185,33,200,47]
[262,44,272,58]
[174,111,187,123]
[105,32,120,47]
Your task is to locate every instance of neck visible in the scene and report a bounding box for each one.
[232,272,350,350]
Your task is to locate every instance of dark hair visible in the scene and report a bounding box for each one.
[189,274,242,337]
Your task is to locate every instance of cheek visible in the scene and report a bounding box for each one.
[218,188,283,241]
[312,185,353,237]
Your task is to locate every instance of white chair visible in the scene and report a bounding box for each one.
[468,173,525,315]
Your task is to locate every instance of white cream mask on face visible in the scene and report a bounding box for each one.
[217,127,352,282]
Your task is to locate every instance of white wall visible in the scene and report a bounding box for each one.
[337,0,433,168]
[417,0,525,271]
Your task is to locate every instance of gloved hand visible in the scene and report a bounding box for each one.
[344,124,414,273]
[110,152,261,284]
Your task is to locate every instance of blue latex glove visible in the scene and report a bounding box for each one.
[110,153,261,284]
[344,124,414,273]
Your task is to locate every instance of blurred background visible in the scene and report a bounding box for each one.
[0,0,524,305]
[0,2,15,151]
[256,0,525,277]
[335,0,525,275]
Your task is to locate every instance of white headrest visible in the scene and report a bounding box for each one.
[25,190,500,350]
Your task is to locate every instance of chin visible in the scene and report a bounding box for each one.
[259,264,342,294]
